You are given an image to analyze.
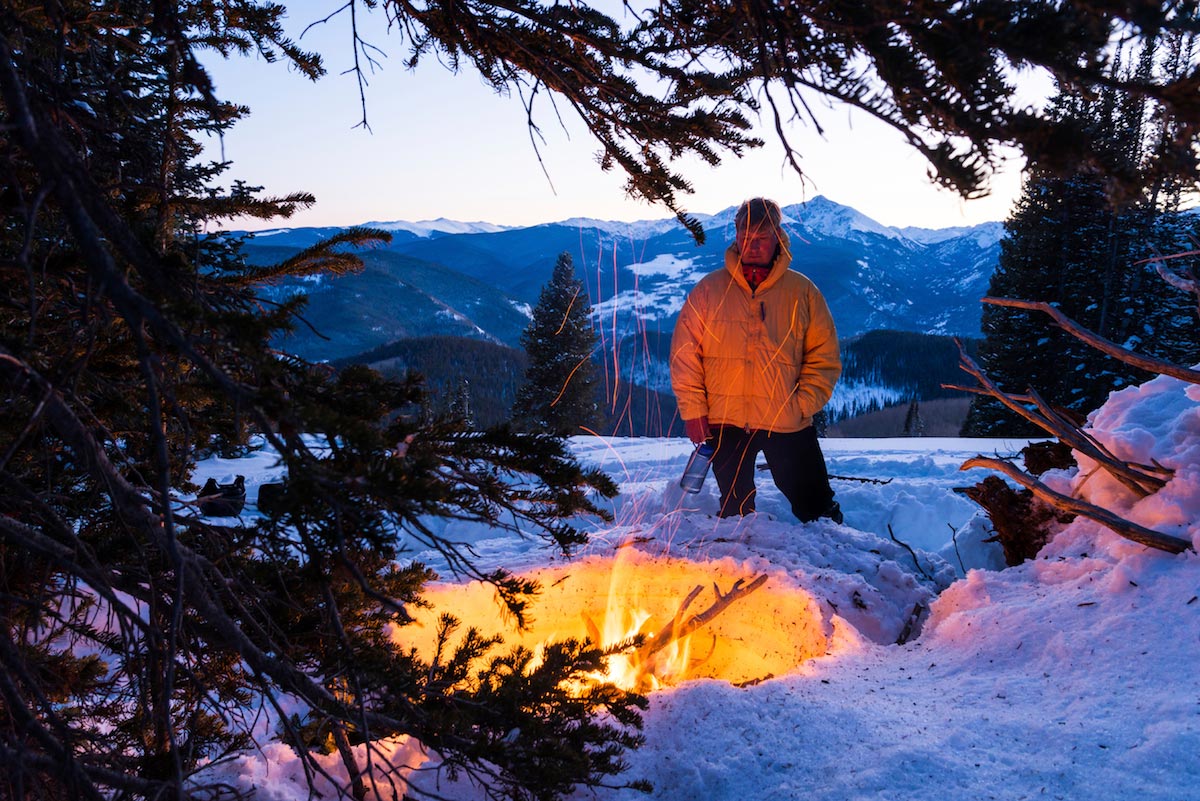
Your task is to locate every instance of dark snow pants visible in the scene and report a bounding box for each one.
[709,425,835,522]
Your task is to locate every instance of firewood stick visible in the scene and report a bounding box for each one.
[637,575,769,662]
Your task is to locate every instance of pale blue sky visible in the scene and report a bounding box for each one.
[203,3,1031,232]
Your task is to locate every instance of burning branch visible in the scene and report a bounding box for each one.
[636,574,769,665]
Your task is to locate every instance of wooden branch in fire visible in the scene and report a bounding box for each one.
[636,574,769,664]
[962,456,1191,554]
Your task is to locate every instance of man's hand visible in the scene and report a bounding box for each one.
[684,416,711,444]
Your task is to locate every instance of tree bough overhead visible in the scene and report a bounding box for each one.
[373,0,1200,239]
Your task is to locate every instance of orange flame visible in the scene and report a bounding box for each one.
[396,549,829,692]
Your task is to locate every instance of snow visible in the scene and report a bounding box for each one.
[552,216,711,240]
[826,378,906,421]
[625,254,700,281]
[792,196,908,242]
[361,218,512,237]
[197,372,1200,801]
[591,268,706,321]
[899,221,1005,248]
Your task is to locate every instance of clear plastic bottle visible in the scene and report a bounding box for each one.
[679,442,715,493]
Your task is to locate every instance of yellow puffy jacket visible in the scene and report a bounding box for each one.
[670,233,841,433]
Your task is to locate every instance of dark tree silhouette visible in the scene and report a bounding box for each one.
[366,0,1200,240]
[964,38,1200,436]
[0,3,636,800]
[514,253,605,437]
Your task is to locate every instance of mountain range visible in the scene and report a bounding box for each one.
[241,196,1004,365]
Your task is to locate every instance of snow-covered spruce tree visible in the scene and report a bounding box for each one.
[0,4,639,800]
[514,252,605,437]
[963,37,1200,436]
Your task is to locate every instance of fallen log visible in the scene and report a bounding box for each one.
[962,457,1192,555]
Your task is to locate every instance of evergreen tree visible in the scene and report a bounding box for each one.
[337,336,530,428]
[0,4,637,799]
[514,253,605,437]
[449,377,475,428]
[963,37,1200,436]
[902,400,925,437]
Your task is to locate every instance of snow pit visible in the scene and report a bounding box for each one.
[397,548,828,691]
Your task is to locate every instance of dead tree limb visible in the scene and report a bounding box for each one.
[1024,386,1170,495]
[962,457,1191,554]
[636,575,768,664]
[950,341,1170,498]
[981,297,1200,384]
[1144,253,1199,319]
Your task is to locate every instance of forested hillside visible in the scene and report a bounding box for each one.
[337,337,529,427]
[337,329,977,437]
[245,244,531,361]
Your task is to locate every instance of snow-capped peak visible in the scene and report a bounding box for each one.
[548,216,685,239]
[899,221,1005,248]
[788,195,906,241]
[360,218,513,237]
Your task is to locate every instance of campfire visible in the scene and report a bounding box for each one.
[399,548,829,691]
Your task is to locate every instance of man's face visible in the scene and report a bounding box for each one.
[736,222,779,269]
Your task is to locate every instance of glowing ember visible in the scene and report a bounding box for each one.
[396,549,828,691]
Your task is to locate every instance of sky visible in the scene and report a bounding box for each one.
[196,366,1200,800]
[201,3,1033,232]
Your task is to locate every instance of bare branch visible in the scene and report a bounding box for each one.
[636,574,768,664]
[981,297,1200,384]
[952,339,1171,498]
[962,457,1191,555]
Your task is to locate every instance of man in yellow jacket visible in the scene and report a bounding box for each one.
[670,197,843,523]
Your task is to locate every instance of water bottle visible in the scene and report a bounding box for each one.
[679,442,715,493]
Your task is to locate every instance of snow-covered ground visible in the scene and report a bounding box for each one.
[200,371,1200,801]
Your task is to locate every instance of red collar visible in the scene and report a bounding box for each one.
[743,264,771,290]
